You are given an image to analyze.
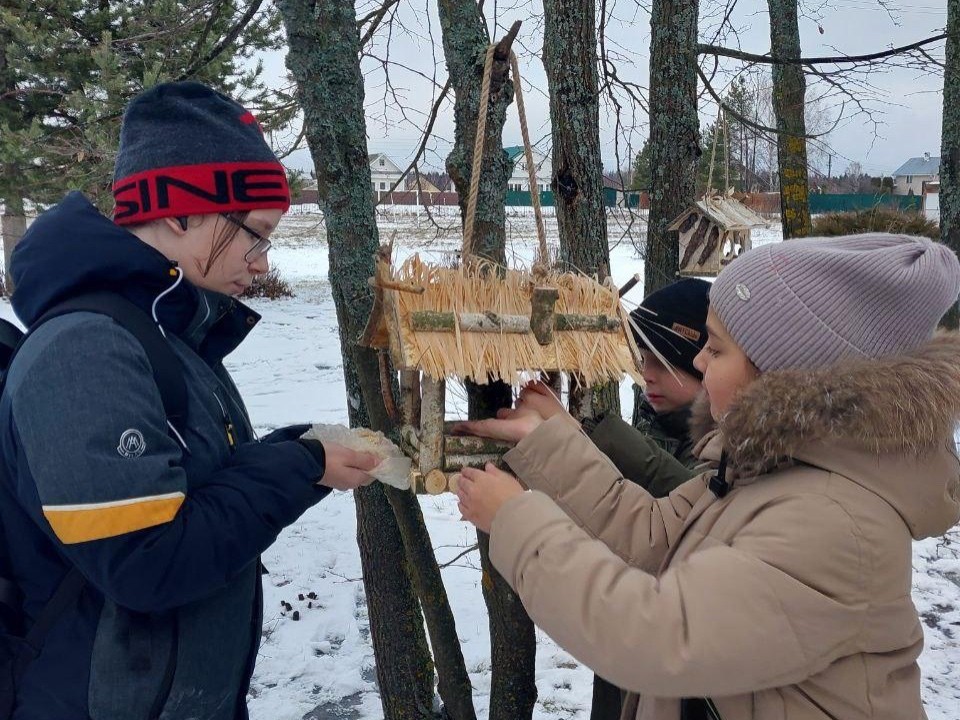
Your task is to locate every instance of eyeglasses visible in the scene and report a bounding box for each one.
[219,213,272,263]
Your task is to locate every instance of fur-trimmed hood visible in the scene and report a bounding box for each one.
[716,332,960,539]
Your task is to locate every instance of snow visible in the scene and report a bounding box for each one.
[4,210,957,718]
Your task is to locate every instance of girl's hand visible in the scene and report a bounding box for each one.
[455,463,525,534]
[451,404,544,443]
[515,381,570,422]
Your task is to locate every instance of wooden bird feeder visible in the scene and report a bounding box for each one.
[669,193,768,277]
[360,248,640,494]
[359,43,640,495]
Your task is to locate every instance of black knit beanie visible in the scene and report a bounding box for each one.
[629,278,710,380]
[112,81,290,225]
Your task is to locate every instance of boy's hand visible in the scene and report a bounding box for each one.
[316,441,380,490]
[455,463,525,534]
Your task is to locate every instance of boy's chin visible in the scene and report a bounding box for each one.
[645,395,673,413]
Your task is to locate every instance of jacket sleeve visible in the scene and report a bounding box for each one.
[585,414,695,497]
[489,487,867,698]
[8,316,330,613]
[503,416,708,572]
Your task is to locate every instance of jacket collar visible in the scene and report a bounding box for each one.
[717,332,960,477]
[12,192,260,364]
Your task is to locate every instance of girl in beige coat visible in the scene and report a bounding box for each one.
[455,234,960,719]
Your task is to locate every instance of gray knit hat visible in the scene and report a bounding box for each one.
[710,233,960,371]
[112,81,289,226]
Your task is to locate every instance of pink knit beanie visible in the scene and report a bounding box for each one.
[710,233,960,371]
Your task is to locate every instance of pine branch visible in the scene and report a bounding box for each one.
[176,0,265,81]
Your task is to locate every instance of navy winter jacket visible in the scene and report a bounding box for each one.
[0,192,329,720]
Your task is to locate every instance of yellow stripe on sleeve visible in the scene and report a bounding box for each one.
[42,492,185,544]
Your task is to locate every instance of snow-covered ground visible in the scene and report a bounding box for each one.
[5,210,958,718]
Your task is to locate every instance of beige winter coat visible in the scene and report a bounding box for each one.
[490,334,960,720]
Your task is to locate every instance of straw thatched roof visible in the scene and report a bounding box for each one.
[361,252,641,386]
[668,195,768,232]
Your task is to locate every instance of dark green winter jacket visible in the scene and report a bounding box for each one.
[583,398,703,498]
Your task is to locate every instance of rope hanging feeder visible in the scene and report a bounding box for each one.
[360,41,641,494]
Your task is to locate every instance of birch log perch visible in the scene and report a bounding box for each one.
[411,311,530,333]
[555,314,621,332]
[444,435,513,455]
[410,310,620,333]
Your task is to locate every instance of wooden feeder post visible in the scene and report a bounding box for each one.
[419,375,447,494]
[399,370,421,428]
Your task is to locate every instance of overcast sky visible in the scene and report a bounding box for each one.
[263,0,947,179]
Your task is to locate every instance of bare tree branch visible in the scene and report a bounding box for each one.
[376,77,452,203]
[698,33,947,66]
[358,0,402,47]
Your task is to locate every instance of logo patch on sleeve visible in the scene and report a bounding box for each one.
[118,429,146,458]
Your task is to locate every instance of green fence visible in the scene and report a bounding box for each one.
[808,194,922,214]
[504,187,643,209]
[502,189,920,214]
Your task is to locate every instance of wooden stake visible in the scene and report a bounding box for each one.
[530,286,559,345]
[400,370,422,428]
[618,273,641,298]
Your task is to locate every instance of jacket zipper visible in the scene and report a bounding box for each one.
[211,391,237,452]
[705,698,723,720]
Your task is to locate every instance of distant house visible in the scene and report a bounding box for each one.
[602,176,644,209]
[407,175,441,194]
[505,146,551,192]
[292,181,319,206]
[922,180,940,222]
[370,153,404,194]
[892,153,940,196]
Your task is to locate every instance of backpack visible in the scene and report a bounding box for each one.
[0,291,187,719]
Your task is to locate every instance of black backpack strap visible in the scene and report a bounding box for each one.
[0,320,24,370]
[19,568,85,655]
[0,574,20,630]
[31,292,187,432]
[0,292,189,690]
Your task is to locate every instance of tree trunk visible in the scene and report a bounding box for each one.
[543,0,620,420]
[769,0,811,239]
[1,194,25,294]
[646,0,700,295]
[436,6,538,718]
[941,0,960,329]
[385,488,476,719]
[279,2,452,717]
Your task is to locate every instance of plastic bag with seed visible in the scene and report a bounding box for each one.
[301,423,412,491]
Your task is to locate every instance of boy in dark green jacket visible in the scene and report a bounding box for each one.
[584,278,711,719]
